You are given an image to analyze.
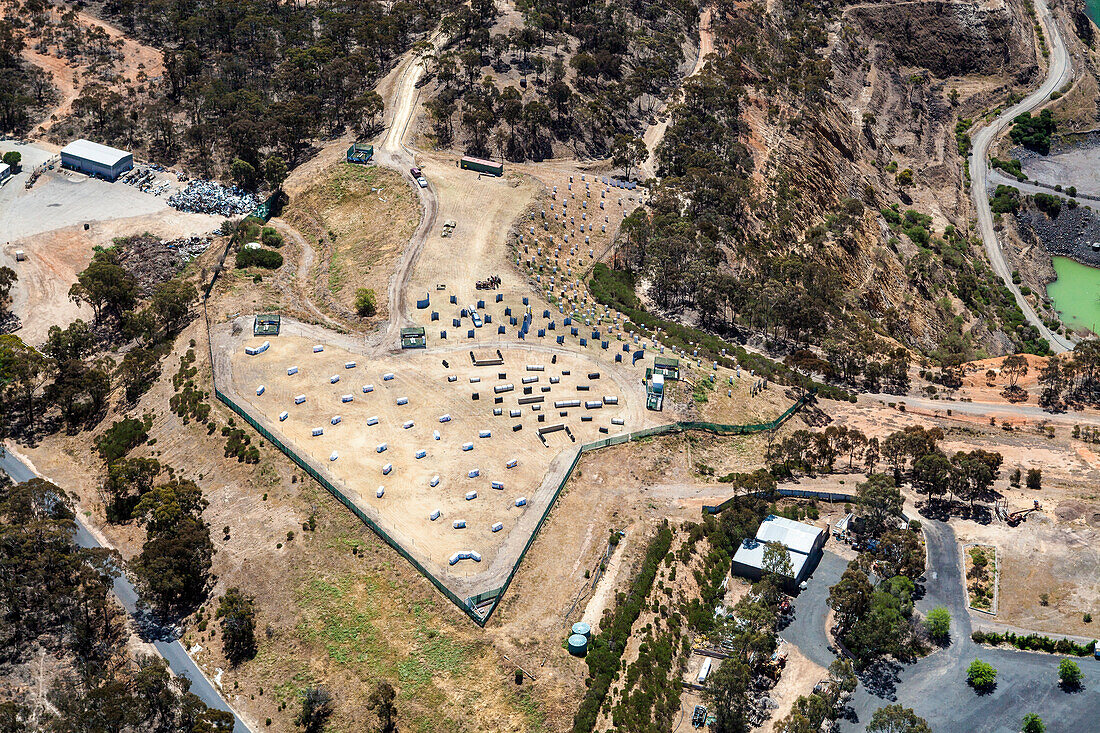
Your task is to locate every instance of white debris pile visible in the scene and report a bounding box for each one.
[168,180,259,216]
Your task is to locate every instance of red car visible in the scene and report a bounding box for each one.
[410,167,421,178]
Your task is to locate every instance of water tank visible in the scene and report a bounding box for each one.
[571,622,591,639]
[567,634,588,657]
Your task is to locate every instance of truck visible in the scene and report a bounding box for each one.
[459,155,504,176]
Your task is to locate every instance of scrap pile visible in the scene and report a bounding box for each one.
[115,233,214,293]
[168,180,259,217]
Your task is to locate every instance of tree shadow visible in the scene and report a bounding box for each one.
[132,604,183,644]
[857,659,902,701]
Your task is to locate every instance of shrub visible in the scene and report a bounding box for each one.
[95,416,151,463]
[967,659,997,691]
[1032,193,1061,217]
[236,247,283,269]
[925,607,950,642]
[1022,713,1045,733]
[1009,109,1056,154]
[1058,658,1082,688]
[355,288,377,317]
[260,227,283,247]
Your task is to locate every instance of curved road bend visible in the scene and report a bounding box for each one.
[779,517,1100,731]
[373,32,445,348]
[0,447,252,733]
[969,0,1075,353]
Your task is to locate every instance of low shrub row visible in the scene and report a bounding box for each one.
[572,522,674,733]
[972,630,1095,657]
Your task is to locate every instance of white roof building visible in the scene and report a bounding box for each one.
[60,139,131,167]
[731,514,827,587]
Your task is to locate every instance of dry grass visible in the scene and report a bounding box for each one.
[284,164,419,319]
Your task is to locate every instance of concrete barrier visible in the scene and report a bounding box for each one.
[462,442,474,451]
[439,414,452,422]
[331,416,341,425]
[367,416,379,426]
[383,373,395,381]
[245,341,271,356]
[311,427,324,436]
[376,486,384,498]
[313,344,324,353]
[430,475,440,487]
[345,361,356,369]
[396,397,408,405]
[506,458,518,468]
[491,481,504,490]
[430,509,441,521]
[330,451,338,461]
[465,491,478,501]
[279,411,288,421]
[287,366,298,375]
[403,420,414,429]
[362,384,374,392]
[341,394,354,403]
[376,443,387,452]
[452,520,466,529]
[295,395,307,404]
[330,375,340,384]
[382,463,392,475]
[515,497,527,507]
[256,385,265,396]
[468,468,480,478]
[491,522,504,532]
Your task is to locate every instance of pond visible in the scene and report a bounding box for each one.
[1047,256,1100,335]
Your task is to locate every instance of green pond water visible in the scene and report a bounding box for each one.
[1090,0,1100,28]
[1048,256,1100,335]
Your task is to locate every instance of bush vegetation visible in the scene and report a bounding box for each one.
[971,630,1095,656]
[236,247,284,270]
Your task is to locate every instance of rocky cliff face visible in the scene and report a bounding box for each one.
[734,0,1045,353]
[846,0,1038,78]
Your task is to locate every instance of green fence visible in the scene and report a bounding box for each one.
[472,390,815,623]
[213,387,490,625]
[215,380,813,626]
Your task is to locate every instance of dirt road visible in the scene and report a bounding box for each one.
[637,9,713,181]
[372,33,445,347]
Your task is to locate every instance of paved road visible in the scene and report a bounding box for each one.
[780,550,848,668]
[779,518,1100,731]
[988,167,1100,203]
[968,0,1076,354]
[0,447,251,733]
[859,393,1100,426]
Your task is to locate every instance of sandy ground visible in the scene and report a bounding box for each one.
[756,643,826,733]
[216,316,660,600]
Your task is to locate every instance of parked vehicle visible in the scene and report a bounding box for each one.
[410,166,421,177]
[417,176,428,188]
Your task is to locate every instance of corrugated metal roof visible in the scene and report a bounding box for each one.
[732,538,810,578]
[755,514,823,555]
[60,139,131,167]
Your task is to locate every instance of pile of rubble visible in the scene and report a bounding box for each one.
[168,180,259,217]
[115,234,214,293]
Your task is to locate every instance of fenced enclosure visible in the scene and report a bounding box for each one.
[210,314,813,624]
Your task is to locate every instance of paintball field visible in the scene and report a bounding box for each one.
[217,318,662,606]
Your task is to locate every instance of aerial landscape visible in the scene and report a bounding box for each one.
[2,0,1100,731]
